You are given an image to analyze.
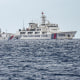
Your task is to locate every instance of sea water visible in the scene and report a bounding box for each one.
[0,39,80,80]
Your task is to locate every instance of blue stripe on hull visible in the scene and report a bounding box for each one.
[51,33,57,39]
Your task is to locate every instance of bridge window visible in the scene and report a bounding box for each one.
[20,32,25,34]
[28,32,33,34]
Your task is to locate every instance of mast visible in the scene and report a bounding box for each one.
[22,20,25,31]
[0,28,1,33]
[41,12,46,25]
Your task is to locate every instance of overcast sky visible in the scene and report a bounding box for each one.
[0,0,80,38]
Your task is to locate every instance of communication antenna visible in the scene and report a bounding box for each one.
[23,19,24,28]
[0,28,1,33]
[6,29,7,33]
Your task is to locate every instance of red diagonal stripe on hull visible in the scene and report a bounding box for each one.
[10,35,14,40]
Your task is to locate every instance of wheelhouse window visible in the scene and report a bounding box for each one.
[42,32,47,34]
[37,29,41,31]
[28,32,33,34]
[48,26,57,27]
[35,32,40,34]
[20,32,26,34]
[30,29,35,31]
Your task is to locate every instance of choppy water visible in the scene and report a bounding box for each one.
[0,39,80,80]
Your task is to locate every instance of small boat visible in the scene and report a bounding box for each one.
[0,28,13,40]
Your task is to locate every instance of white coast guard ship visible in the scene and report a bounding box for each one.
[15,12,76,39]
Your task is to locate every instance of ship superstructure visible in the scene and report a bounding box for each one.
[15,12,76,39]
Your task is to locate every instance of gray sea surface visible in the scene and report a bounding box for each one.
[0,39,80,80]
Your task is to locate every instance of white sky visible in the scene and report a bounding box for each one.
[0,0,80,38]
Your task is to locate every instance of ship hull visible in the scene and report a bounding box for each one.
[17,31,76,40]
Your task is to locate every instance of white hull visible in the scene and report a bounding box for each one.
[17,31,76,40]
